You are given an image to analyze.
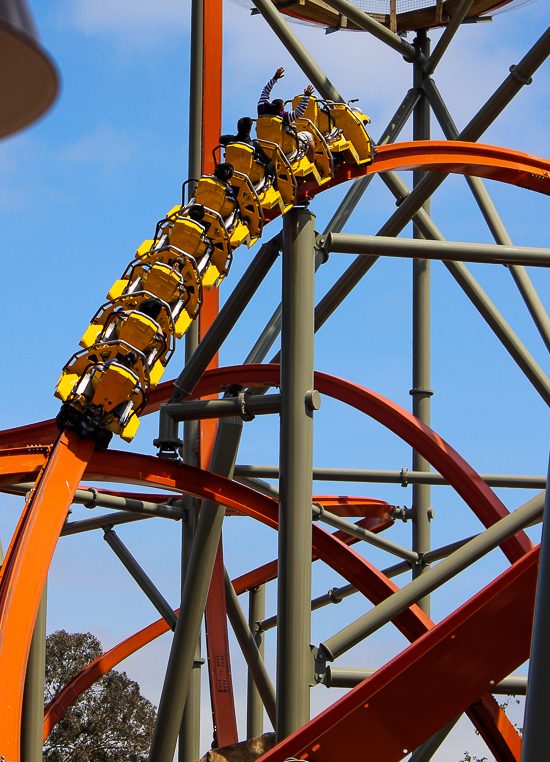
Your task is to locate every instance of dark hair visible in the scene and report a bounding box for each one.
[117,351,138,368]
[237,116,253,135]
[137,297,163,321]
[273,99,284,113]
[214,162,234,182]
[187,203,205,222]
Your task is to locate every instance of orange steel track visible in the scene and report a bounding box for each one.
[2,134,549,759]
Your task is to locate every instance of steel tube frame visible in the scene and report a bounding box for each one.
[324,668,527,695]
[233,464,546,488]
[223,567,276,727]
[247,584,266,738]
[372,162,550,407]
[250,0,343,102]
[103,528,177,631]
[423,0,474,76]
[313,25,550,334]
[320,0,422,63]
[325,234,550,267]
[422,74,550,355]
[20,582,47,762]
[318,491,544,663]
[149,415,243,762]
[164,393,281,422]
[519,451,550,761]
[411,31,432,616]
[62,510,168,536]
[276,206,316,740]
[258,533,480,634]
[312,504,419,563]
[4,483,185,520]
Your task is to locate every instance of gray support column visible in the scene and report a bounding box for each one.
[149,416,243,762]
[520,453,550,762]
[250,0,343,102]
[223,569,276,728]
[21,582,47,762]
[411,31,431,615]
[179,430,201,762]
[277,206,316,740]
[247,585,266,737]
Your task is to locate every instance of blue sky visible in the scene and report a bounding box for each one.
[1,0,550,758]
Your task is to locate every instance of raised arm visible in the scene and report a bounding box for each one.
[257,67,285,113]
[286,84,315,122]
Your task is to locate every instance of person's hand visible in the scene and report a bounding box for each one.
[274,66,285,80]
[304,84,315,96]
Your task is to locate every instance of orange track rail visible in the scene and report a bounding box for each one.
[257,547,538,762]
[0,432,95,760]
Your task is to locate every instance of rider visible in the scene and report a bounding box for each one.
[220,116,277,188]
[258,67,316,162]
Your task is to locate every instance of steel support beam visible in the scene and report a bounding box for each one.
[324,668,527,695]
[5,482,185,520]
[423,74,550,355]
[312,503,419,563]
[164,393,281,422]
[179,495,201,762]
[247,584,266,737]
[325,234,550,267]
[314,25,550,332]
[258,533,479,634]
[62,510,170,536]
[20,582,47,762]
[320,0,422,63]
[520,452,550,762]
[149,415,243,762]
[317,491,544,663]
[233,464,547,489]
[224,567,276,727]
[412,30,432,616]
[250,0,343,102]
[371,164,550,408]
[277,206,316,740]
[104,528,177,631]
[423,0,474,76]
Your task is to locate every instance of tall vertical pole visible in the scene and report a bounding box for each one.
[178,1,204,757]
[247,585,266,738]
[276,206,316,740]
[521,451,550,762]
[149,416,243,762]
[21,582,47,762]
[411,31,432,616]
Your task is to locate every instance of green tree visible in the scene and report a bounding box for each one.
[44,630,156,761]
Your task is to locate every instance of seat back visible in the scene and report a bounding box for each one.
[291,94,319,126]
[195,177,235,218]
[118,312,159,353]
[142,264,182,304]
[224,142,254,176]
[169,218,207,259]
[91,363,139,412]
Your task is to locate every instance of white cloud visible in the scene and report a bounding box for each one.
[59,124,138,170]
